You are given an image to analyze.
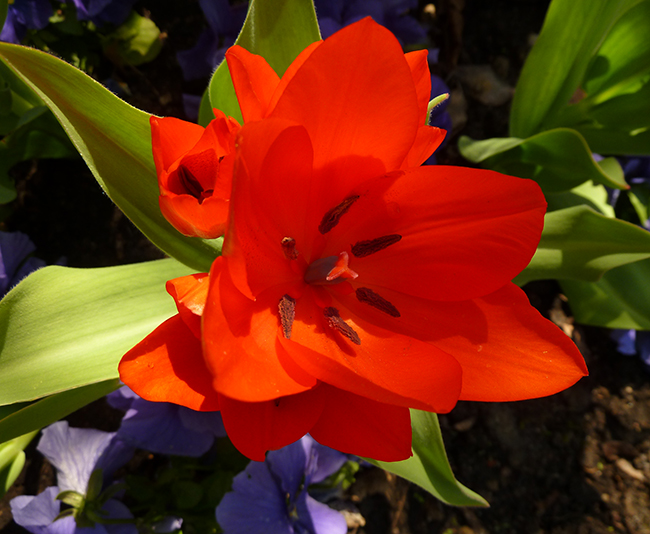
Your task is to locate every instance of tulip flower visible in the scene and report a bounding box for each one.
[120,18,587,462]
[151,110,240,239]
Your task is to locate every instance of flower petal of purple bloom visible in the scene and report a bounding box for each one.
[636,331,650,371]
[198,0,233,36]
[317,17,343,39]
[116,397,218,457]
[100,500,138,534]
[0,231,38,294]
[343,0,386,26]
[611,329,637,356]
[313,0,345,21]
[67,0,135,26]
[10,487,75,534]
[37,422,131,493]
[106,386,139,412]
[217,461,291,534]
[1,9,24,44]
[176,29,221,81]
[297,494,348,534]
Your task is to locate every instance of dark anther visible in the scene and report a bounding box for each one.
[319,195,360,234]
[323,307,361,345]
[356,287,401,317]
[351,234,402,258]
[281,237,299,260]
[278,295,296,339]
[178,164,212,204]
[274,398,281,407]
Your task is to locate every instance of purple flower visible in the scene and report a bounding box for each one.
[64,0,136,26]
[10,422,136,534]
[176,0,247,81]
[216,435,348,534]
[0,0,52,44]
[314,0,425,45]
[107,386,226,457]
[0,231,46,296]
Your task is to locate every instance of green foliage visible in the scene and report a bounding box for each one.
[0,42,220,270]
[0,431,37,497]
[0,259,193,406]
[459,129,626,193]
[102,12,163,67]
[207,0,321,123]
[370,411,488,507]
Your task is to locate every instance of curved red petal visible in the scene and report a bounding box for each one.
[404,49,431,124]
[118,314,219,411]
[203,258,317,402]
[218,387,325,461]
[403,125,446,168]
[159,194,228,239]
[269,18,420,199]
[310,383,412,462]
[226,46,281,122]
[281,289,462,413]
[166,273,209,338]
[150,116,205,173]
[338,282,588,401]
[324,165,547,301]
[224,119,316,298]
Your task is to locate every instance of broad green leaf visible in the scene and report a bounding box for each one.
[0,42,219,271]
[515,205,650,285]
[561,259,650,329]
[208,0,321,122]
[0,380,120,444]
[545,180,615,217]
[582,0,650,99]
[575,124,650,156]
[0,259,193,405]
[510,0,641,138]
[458,129,627,193]
[0,431,37,497]
[370,411,487,507]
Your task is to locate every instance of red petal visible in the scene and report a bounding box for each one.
[310,383,412,461]
[224,119,316,298]
[159,194,228,239]
[226,46,281,122]
[203,258,317,402]
[324,165,547,301]
[404,49,430,124]
[403,125,446,168]
[338,282,588,401]
[118,314,219,411]
[150,116,205,173]
[269,18,420,208]
[281,289,462,413]
[218,386,325,461]
[166,273,209,338]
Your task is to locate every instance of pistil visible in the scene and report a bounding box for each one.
[304,252,358,285]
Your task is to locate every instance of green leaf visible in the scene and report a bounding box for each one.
[510,0,642,138]
[561,259,650,329]
[545,180,615,217]
[0,431,37,497]
[369,411,487,507]
[458,129,627,193]
[515,205,650,285]
[102,11,163,67]
[0,380,121,445]
[0,42,219,271]
[0,258,193,406]
[208,0,321,122]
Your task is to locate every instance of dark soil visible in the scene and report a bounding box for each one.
[3,1,650,533]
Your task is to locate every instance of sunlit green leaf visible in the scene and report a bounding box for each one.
[0,431,37,497]
[510,0,642,138]
[370,411,487,507]
[208,0,321,122]
[0,381,120,445]
[0,259,193,405]
[546,180,615,216]
[561,259,650,329]
[515,205,650,285]
[458,129,627,193]
[0,42,219,271]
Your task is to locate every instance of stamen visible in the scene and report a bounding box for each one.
[319,195,360,234]
[281,237,299,260]
[351,235,402,258]
[323,307,361,345]
[356,287,401,317]
[278,295,296,339]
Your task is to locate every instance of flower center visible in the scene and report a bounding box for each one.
[177,164,213,204]
[304,251,359,285]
